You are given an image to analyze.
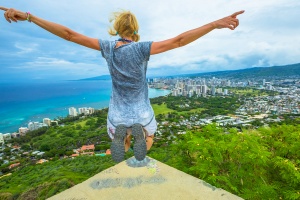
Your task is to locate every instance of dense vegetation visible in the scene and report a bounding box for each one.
[149,124,300,200]
[2,124,300,199]
[1,95,299,199]
[0,156,116,199]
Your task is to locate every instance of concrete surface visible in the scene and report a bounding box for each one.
[48,157,243,200]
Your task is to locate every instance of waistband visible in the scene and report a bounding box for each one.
[108,114,155,128]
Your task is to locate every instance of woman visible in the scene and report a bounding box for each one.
[0,7,244,163]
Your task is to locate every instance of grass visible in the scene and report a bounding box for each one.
[74,117,97,127]
[152,103,176,116]
[177,108,205,115]
[152,103,205,116]
[229,88,270,96]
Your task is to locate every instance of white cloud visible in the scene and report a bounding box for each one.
[9,57,108,79]
[15,42,39,54]
[1,0,300,79]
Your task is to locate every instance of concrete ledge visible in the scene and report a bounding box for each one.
[48,157,243,200]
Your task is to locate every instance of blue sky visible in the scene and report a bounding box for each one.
[0,0,299,81]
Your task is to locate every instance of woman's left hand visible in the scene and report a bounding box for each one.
[0,7,27,23]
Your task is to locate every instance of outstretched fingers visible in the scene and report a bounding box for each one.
[1,7,19,23]
[3,10,11,23]
[225,10,243,30]
[1,7,11,23]
[0,7,9,11]
[231,10,245,18]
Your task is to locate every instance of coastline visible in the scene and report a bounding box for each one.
[0,84,170,134]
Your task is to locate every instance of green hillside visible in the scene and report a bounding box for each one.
[0,95,299,199]
[179,63,300,79]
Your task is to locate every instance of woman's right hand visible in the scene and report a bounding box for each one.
[212,10,245,30]
[0,7,27,23]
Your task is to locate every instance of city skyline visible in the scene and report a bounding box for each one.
[0,0,299,81]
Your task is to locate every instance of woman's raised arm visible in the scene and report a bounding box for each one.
[0,7,100,51]
[150,10,245,55]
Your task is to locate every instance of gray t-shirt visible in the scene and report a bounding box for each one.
[99,39,154,127]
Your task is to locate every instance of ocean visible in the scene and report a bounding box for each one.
[0,80,170,133]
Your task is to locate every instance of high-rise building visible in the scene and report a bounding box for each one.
[28,122,35,131]
[224,89,228,95]
[28,122,45,131]
[88,107,95,114]
[69,107,78,117]
[201,85,207,95]
[43,118,51,126]
[188,90,193,98]
[78,107,87,115]
[78,107,95,115]
[263,79,266,86]
[172,89,178,96]
[34,122,40,129]
[211,86,216,96]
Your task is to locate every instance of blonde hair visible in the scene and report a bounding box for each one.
[108,11,140,42]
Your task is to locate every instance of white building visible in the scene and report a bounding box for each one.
[0,133,4,145]
[188,90,193,97]
[28,122,34,131]
[43,118,51,126]
[88,107,95,114]
[19,127,29,136]
[69,107,78,117]
[201,85,207,96]
[3,133,11,141]
[172,89,178,96]
[217,88,223,94]
[78,107,95,115]
[224,89,228,95]
[28,122,46,131]
[211,86,216,96]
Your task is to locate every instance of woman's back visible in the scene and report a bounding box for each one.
[99,39,154,127]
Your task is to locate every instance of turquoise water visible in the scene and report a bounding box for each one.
[0,80,170,133]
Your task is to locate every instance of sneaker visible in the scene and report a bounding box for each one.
[132,124,147,161]
[110,124,127,163]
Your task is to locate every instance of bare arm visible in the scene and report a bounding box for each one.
[150,10,245,55]
[0,7,100,51]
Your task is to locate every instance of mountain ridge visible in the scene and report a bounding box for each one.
[76,63,300,80]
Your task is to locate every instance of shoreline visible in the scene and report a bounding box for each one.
[0,87,171,134]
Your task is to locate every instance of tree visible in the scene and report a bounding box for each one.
[40,144,50,151]
[21,144,31,151]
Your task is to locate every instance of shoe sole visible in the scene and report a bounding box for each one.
[110,124,127,163]
[132,124,147,161]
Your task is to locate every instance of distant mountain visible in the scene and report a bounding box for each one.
[76,63,300,81]
[173,63,300,79]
